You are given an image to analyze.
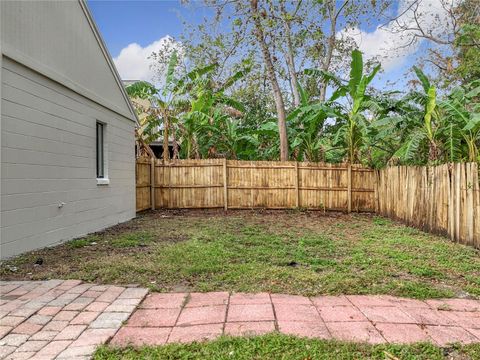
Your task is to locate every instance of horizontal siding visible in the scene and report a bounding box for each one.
[1,194,133,241]
[2,60,134,134]
[1,184,133,211]
[1,0,134,119]
[2,177,133,196]
[1,211,133,257]
[1,57,135,258]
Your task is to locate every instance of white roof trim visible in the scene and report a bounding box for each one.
[79,0,139,124]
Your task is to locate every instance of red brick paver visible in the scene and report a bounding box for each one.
[110,326,171,346]
[317,305,367,322]
[185,292,229,307]
[375,323,430,343]
[225,321,275,336]
[140,293,187,309]
[278,321,330,339]
[275,304,321,322]
[227,304,274,322]
[128,308,180,327]
[177,305,227,326]
[425,325,479,345]
[168,323,223,344]
[327,321,386,344]
[2,282,480,355]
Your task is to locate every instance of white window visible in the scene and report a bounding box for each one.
[96,121,109,185]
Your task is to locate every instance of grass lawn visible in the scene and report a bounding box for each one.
[1,210,479,299]
[94,333,480,360]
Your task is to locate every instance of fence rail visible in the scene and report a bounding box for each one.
[136,158,479,248]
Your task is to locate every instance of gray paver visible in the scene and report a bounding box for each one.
[89,312,130,329]
[0,281,147,359]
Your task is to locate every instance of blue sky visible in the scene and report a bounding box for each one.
[89,1,189,56]
[88,0,448,91]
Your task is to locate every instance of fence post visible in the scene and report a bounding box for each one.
[295,161,299,208]
[150,157,155,210]
[455,163,461,242]
[347,163,352,213]
[374,169,379,213]
[466,163,474,245]
[223,158,228,211]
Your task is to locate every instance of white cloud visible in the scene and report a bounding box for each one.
[338,0,459,70]
[113,35,183,83]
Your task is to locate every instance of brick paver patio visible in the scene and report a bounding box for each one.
[1,281,480,359]
[0,280,147,359]
[111,292,480,347]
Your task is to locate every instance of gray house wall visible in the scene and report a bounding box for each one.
[1,0,134,120]
[1,1,137,259]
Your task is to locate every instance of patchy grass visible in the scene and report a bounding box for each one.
[110,232,155,248]
[67,237,97,249]
[1,210,479,299]
[94,333,480,360]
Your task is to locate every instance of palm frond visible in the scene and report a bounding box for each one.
[348,49,363,96]
[413,66,431,93]
[125,81,158,99]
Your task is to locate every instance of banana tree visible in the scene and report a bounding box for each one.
[363,91,415,166]
[393,67,443,164]
[439,81,480,162]
[125,51,184,161]
[126,53,248,160]
[125,80,160,144]
[342,50,381,163]
[287,81,339,161]
[304,50,380,163]
[205,114,260,159]
[177,65,248,159]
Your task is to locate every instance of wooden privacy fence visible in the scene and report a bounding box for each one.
[136,158,376,212]
[136,157,154,212]
[377,162,480,249]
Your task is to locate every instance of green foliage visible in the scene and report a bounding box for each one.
[127,55,251,159]
[301,50,381,164]
[454,18,480,84]
[126,48,480,166]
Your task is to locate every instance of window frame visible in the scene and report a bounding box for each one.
[96,121,109,185]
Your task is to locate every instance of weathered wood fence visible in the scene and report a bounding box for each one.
[136,158,480,248]
[377,162,479,249]
[136,158,376,212]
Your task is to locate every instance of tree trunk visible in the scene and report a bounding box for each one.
[319,0,343,102]
[428,140,440,163]
[172,131,179,160]
[319,32,335,101]
[250,0,289,161]
[280,1,300,107]
[162,115,170,161]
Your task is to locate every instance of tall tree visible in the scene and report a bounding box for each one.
[385,0,480,87]
[318,0,350,101]
[279,0,301,107]
[453,0,480,85]
[250,0,289,160]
